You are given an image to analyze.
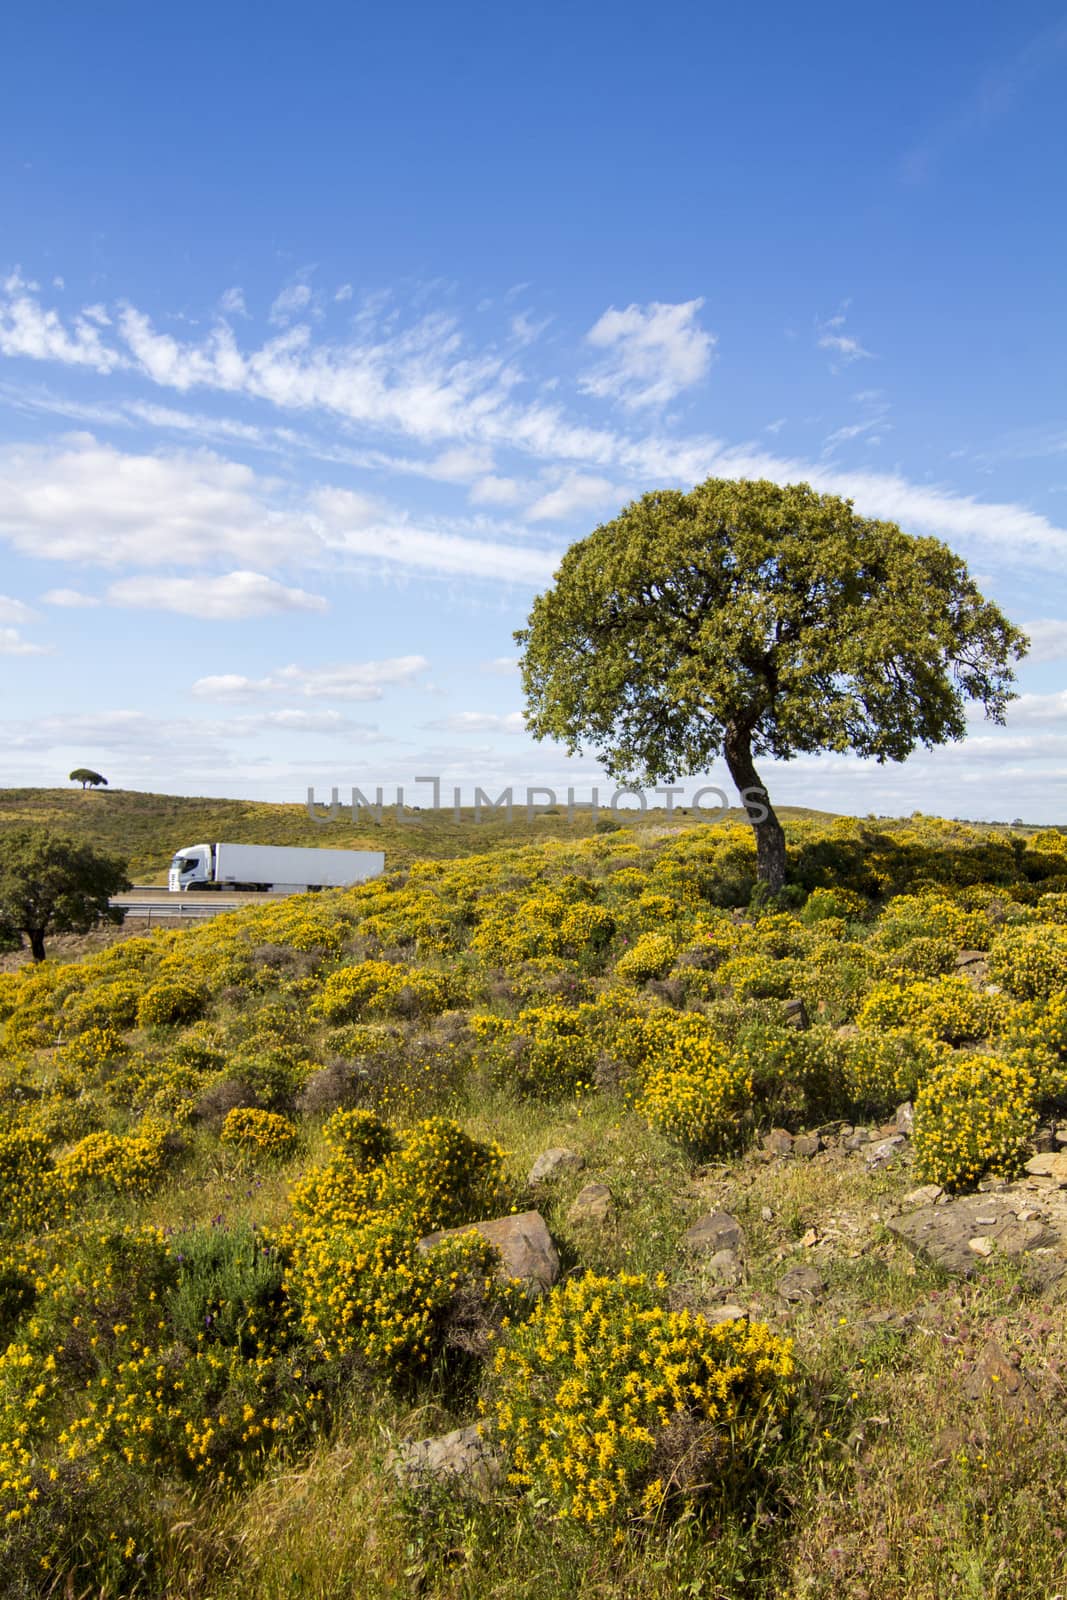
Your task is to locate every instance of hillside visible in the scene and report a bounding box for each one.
[0,813,1065,1597]
[0,786,1050,886]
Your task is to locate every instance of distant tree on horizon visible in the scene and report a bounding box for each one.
[70,768,108,790]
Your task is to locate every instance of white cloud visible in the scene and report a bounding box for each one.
[268,283,313,325]
[0,437,315,568]
[0,593,35,624]
[1019,619,1067,663]
[1003,689,1067,725]
[191,655,428,701]
[424,445,495,482]
[526,473,619,522]
[0,626,48,656]
[581,299,715,409]
[219,286,248,317]
[41,588,100,608]
[0,271,124,371]
[429,711,528,734]
[107,570,328,619]
[469,475,523,506]
[335,284,353,303]
[481,656,520,675]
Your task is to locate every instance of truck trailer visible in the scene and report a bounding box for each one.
[167,842,384,893]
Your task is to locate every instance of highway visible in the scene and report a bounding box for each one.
[111,888,288,923]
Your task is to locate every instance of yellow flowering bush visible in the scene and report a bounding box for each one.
[220,1107,299,1160]
[472,1004,599,1098]
[857,975,1004,1044]
[840,1028,951,1116]
[636,1046,752,1155]
[614,932,676,984]
[313,959,457,1022]
[912,1053,1038,1191]
[1002,991,1067,1107]
[54,1022,125,1073]
[287,1116,511,1376]
[0,1128,57,1236]
[489,1270,794,1524]
[136,977,207,1028]
[54,1121,171,1199]
[988,925,1067,1001]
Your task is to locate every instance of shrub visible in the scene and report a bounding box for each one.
[313,960,456,1023]
[472,1005,599,1099]
[322,1107,398,1166]
[730,1022,846,1126]
[0,1129,57,1236]
[136,979,206,1028]
[219,1107,299,1161]
[857,975,1004,1044]
[1002,991,1067,1108]
[54,1123,171,1198]
[840,1029,951,1116]
[614,932,676,984]
[988,925,1067,1001]
[912,1053,1038,1192]
[488,1270,794,1524]
[634,1024,752,1156]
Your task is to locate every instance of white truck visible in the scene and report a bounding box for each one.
[167,842,385,894]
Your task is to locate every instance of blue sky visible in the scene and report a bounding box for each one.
[1,1,1065,821]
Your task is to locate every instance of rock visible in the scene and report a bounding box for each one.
[1032,1127,1058,1155]
[886,1193,1061,1277]
[391,1424,502,1496]
[835,1023,861,1040]
[843,1128,872,1152]
[705,1248,743,1287]
[783,998,809,1030]
[528,1147,584,1185]
[1055,1129,1067,1147]
[895,1101,915,1135]
[968,1236,995,1257]
[866,1135,906,1169]
[567,1182,614,1226]
[419,1210,560,1296]
[760,1205,774,1222]
[1023,1152,1067,1177]
[762,1128,794,1156]
[777,1265,826,1304]
[1024,1152,1067,1183]
[963,1339,1041,1417]
[704,1304,747,1325]
[792,1133,821,1159]
[903,1183,944,1208]
[683,1210,745,1254]
[955,949,989,968]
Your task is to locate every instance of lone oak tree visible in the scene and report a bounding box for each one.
[0,827,130,961]
[516,478,1027,891]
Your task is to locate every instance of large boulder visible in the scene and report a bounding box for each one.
[683,1210,745,1254]
[418,1209,560,1296]
[528,1147,584,1185]
[567,1182,614,1226]
[886,1192,1061,1277]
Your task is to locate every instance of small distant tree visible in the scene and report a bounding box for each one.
[70,768,108,789]
[517,478,1028,892]
[0,828,130,962]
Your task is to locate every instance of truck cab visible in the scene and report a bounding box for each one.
[168,844,213,891]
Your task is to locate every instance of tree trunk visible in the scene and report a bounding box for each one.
[28,927,47,962]
[723,721,787,892]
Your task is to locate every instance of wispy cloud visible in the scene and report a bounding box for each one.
[41,588,100,608]
[816,304,874,368]
[0,593,36,624]
[427,710,528,734]
[1018,619,1067,664]
[581,299,715,409]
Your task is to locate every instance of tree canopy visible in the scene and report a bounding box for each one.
[516,478,1028,890]
[0,827,130,961]
[70,768,108,789]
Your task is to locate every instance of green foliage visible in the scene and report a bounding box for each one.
[0,826,129,961]
[69,769,107,789]
[516,477,1027,886]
